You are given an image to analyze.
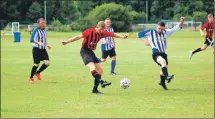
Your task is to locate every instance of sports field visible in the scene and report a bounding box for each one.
[1,30,214,118]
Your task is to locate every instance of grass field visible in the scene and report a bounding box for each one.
[1,30,214,118]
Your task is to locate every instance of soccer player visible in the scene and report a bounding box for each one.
[137,17,185,90]
[189,14,214,59]
[29,18,51,83]
[100,18,117,75]
[62,21,127,94]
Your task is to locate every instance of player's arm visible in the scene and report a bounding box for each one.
[165,17,185,36]
[30,28,44,46]
[200,22,207,37]
[62,34,83,45]
[137,29,151,46]
[112,37,115,47]
[103,31,127,39]
[113,33,127,39]
[142,38,150,46]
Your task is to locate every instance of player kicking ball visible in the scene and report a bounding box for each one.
[190,14,214,59]
[62,21,127,94]
[138,17,185,90]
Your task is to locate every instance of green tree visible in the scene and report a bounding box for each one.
[129,11,146,23]
[151,1,175,22]
[59,1,80,24]
[86,3,132,32]
[187,1,204,16]
[193,11,207,22]
[26,1,43,21]
[0,0,21,20]
[74,1,94,19]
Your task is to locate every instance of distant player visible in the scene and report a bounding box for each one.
[189,14,214,59]
[29,18,51,83]
[138,17,185,90]
[62,21,127,94]
[100,18,117,75]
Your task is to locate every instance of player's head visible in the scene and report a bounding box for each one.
[208,14,214,23]
[37,18,46,29]
[157,22,165,33]
[105,18,111,27]
[95,21,105,34]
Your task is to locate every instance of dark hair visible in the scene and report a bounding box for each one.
[158,22,165,27]
[37,18,45,23]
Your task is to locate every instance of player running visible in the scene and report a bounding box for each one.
[100,18,117,75]
[29,18,51,83]
[189,14,214,59]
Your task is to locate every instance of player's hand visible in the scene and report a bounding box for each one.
[123,35,128,39]
[62,41,68,45]
[38,42,44,46]
[180,17,185,23]
[200,33,204,37]
[47,45,51,50]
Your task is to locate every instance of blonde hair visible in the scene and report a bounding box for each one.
[105,18,111,21]
[208,14,213,18]
[96,21,105,28]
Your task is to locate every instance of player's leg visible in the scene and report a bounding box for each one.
[156,56,168,90]
[29,48,40,83]
[110,56,116,75]
[162,55,174,83]
[190,39,209,59]
[165,66,174,83]
[101,50,108,62]
[35,49,50,80]
[95,62,103,75]
[94,56,112,88]
[110,48,117,75]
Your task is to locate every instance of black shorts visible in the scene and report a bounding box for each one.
[102,48,116,59]
[152,53,168,66]
[32,47,49,64]
[80,48,100,65]
[204,38,214,46]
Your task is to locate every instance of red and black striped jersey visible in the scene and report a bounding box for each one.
[201,21,214,38]
[82,28,114,50]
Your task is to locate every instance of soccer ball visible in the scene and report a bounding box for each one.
[120,78,130,89]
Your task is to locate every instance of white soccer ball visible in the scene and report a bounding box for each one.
[120,78,130,89]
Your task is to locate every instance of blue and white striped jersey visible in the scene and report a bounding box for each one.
[30,27,47,49]
[101,27,114,51]
[137,25,181,53]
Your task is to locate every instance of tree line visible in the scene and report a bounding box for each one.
[0,0,213,31]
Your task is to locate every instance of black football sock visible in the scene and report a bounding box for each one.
[36,63,48,74]
[161,67,168,77]
[160,75,166,84]
[30,65,38,78]
[192,48,202,54]
[91,70,102,90]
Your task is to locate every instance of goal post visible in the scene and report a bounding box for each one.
[3,22,20,35]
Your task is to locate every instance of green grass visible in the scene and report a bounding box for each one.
[1,30,214,118]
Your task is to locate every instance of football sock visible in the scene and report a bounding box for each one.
[161,67,168,77]
[111,60,116,73]
[91,70,103,90]
[192,48,202,54]
[30,65,38,78]
[160,75,166,84]
[36,63,48,74]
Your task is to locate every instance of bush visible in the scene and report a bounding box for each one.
[129,11,146,24]
[71,19,92,31]
[82,3,133,32]
[193,11,207,22]
[49,19,72,32]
